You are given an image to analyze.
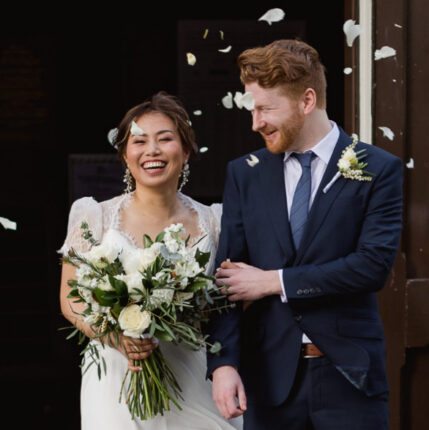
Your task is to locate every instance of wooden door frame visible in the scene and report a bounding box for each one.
[344,1,407,429]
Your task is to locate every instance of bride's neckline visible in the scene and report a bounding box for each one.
[112,191,206,250]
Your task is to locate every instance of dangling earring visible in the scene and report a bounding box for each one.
[123,165,134,194]
[178,162,190,192]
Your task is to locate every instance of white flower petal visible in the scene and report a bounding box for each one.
[344,67,353,75]
[0,216,17,230]
[199,146,209,153]
[392,79,397,83]
[258,8,285,25]
[351,133,359,141]
[246,154,259,167]
[187,120,192,126]
[107,128,118,147]
[406,158,414,169]
[221,92,233,109]
[186,52,197,66]
[131,121,144,136]
[233,91,243,109]
[203,28,209,39]
[218,45,232,53]
[219,30,224,40]
[394,23,402,29]
[193,110,202,116]
[374,46,396,61]
[343,19,362,47]
[240,92,255,111]
[378,126,395,141]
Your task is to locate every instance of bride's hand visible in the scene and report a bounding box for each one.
[115,333,159,371]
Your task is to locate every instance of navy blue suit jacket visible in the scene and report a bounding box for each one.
[206,128,403,406]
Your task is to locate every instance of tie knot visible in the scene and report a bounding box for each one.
[292,151,314,168]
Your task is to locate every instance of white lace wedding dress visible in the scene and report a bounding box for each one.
[59,191,242,430]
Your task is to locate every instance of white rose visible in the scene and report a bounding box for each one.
[338,159,351,170]
[118,304,151,338]
[174,260,201,278]
[84,240,120,269]
[120,244,162,274]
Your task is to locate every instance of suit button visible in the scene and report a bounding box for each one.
[297,289,303,296]
[294,315,302,322]
[303,289,309,295]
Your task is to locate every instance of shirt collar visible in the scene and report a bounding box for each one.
[283,121,339,164]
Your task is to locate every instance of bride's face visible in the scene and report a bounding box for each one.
[124,112,189,191]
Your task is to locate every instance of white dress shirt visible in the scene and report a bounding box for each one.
[277,121,339,343]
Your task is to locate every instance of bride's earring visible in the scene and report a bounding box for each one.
[178,162,190,192]
[123,165,134,193]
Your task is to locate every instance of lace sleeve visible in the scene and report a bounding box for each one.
[58,197,103,255]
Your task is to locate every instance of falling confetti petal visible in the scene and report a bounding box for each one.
[131,121,144,136]
[203,29,209,39]
[234,91,243,109]
[351,133,359,141]
[218,45,232,53]
[0,217,17,230]
[235,92,255,111]
[187,120,192,126]
[378,126,395,141]
[406,158,414,169]
[107,128,118,147]
[392,79,397,83]
[374,46,396,61]
[193,110,202,116]
[394,23,403,28]
[186,52,197,66]
[344,67,353,75]
[343,19,362,47]
[222,92,233,109]
[258,8,285,25]
[219,30,224,40]
[246,154,259,167]
[199,147,209,153]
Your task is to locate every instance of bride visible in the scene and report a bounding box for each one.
[59,92,243,429]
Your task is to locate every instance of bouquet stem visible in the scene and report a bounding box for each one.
[120,347,183,420]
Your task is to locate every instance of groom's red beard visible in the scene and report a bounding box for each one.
[261,109,305,154]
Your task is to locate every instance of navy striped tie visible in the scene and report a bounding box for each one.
[290,152,314,250]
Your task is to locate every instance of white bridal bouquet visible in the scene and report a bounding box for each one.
[62,222,231,420]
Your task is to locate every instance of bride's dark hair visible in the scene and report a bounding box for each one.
[115,91,198,165]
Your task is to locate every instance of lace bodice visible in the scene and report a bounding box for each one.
[59,192,223,275]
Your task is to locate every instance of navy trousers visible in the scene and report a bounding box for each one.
[243,356,389,430]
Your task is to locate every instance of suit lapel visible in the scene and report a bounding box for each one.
[295,129,352,264]
[258,151,296,263]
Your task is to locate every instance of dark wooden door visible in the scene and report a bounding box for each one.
[345,1,429,429]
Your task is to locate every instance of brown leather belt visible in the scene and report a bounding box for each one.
[301,343,324,358]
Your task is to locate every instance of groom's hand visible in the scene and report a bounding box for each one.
[212,365,247,419]
[215,262,282,302]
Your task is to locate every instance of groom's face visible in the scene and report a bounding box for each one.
[246,82,305,154]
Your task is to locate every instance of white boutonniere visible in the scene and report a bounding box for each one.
[246,154,259,167]
[323,136,374,193]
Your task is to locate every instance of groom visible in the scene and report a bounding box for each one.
[207,39,403,429]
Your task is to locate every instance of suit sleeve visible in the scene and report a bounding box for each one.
[205,162,247,378]
[283,155,403,301]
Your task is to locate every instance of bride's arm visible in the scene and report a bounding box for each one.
[60,262,157,371]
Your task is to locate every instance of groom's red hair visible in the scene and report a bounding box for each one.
[237,39,327,109]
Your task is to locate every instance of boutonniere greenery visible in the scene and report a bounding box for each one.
[337,136,374,181]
